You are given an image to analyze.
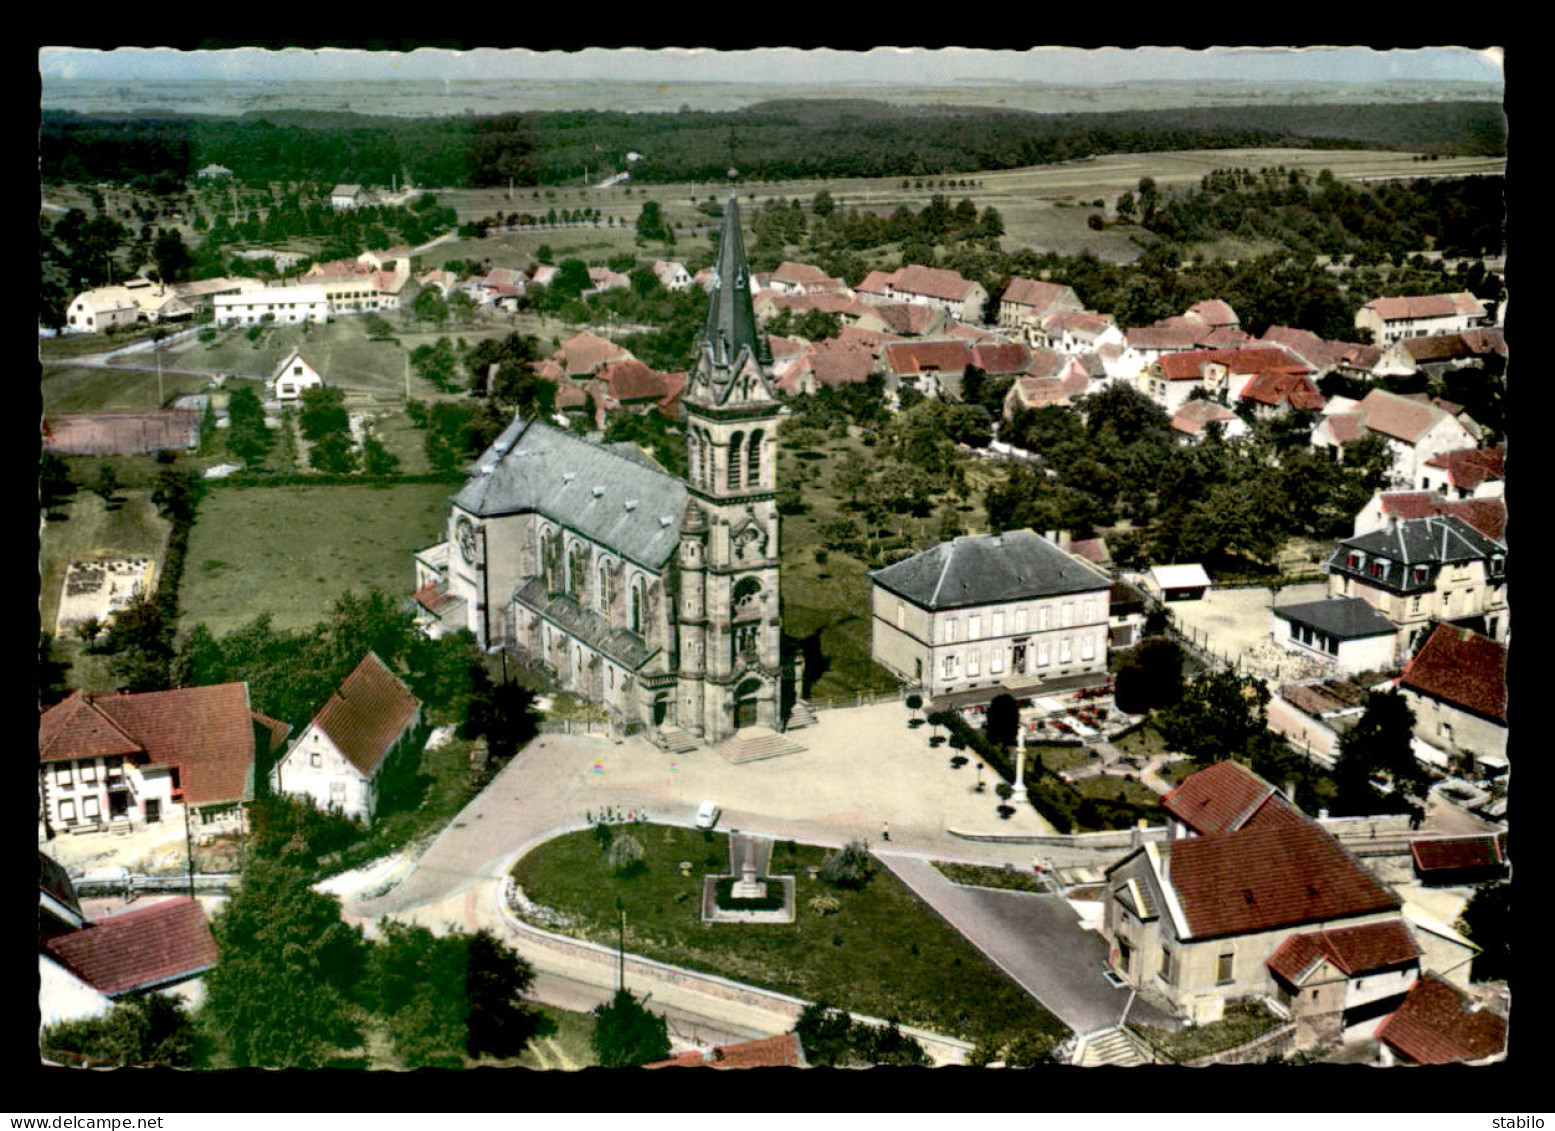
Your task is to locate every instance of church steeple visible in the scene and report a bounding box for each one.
[700,195,771,378]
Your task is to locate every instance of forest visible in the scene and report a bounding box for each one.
[39,98,1506,190]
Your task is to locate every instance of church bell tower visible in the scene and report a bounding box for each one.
[678,196,785,741]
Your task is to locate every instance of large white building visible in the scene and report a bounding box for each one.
[869,530,1113,698]
[214,285,330,326]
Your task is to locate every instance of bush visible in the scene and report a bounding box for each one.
[818,840,873,890]
[807,893,841,916]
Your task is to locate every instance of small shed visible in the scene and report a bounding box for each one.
[1271,596,1399,675]
[1145,563,1211,602]
[1410,833,1509,887]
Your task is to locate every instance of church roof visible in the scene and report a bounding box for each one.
[452,417,688,570]
[702,196,771,373]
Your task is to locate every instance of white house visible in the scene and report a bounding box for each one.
[1270,597,1401,676]
[1354,293,1487,347]
[330,184,367,210]
[270,653,422,826]
[267,349,326,402]
[214,285,330,327]
[1311,388,1480,489]
[652,260,695,291]
[65,290,141,334]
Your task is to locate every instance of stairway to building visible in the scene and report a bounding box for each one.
[1073,1026,1150,1067]
[655,726,701,755]
[713,726,807,764]
[784,700,818,730]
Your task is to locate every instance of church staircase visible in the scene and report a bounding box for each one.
[713,726,806,764]
[655,725,701,755]
[1072,1026,1150,1067]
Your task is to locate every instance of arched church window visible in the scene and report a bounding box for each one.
[598,560,615,616]
[568,543,587,602]
[732,576,762,612]
[747,428,763,488]
[631,578,645,635]
[540,528,561,594]
[728,431,744,491]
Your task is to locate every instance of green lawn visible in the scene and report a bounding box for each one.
[42,365,211,413]
[179,481,453,635]
[512,826,1069,1049]
[515,1004,598,1071]
[39,327,164,360]
[1128,998,1284,1064]
[1036,743,1098,775]
[1112,722,1175,763]
[1070,774,1161,810]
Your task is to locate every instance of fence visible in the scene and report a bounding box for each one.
[537,718,610,736]
[70,870,239,898]
[804,688,907,713]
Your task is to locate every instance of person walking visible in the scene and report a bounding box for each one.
[882,820,891,843]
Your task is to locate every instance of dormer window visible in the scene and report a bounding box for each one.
[1489,555,1505,577]
[1412,566,1429,585]
[1370,560,1387,579]
[1347,552,1363,570]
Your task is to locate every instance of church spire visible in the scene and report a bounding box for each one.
[703,195,771,370]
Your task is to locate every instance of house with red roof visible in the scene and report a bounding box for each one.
[1375,329,1507,379]
[548,331,636,380]
[1310,387,1480,488]
[775,331,890,396]
[39,684,285,842]
[646,1032,806,1069]
[1396,624,1507,775]
[1140,346,1312,414]
[1106,762,1411,1029]
[880,338,974,400]
[1355,292,1488,347]
[996,277,1084,331]
[1409,833,1508,887]
[849,299,950,338]
[270,653,423,825]
[1353,490,1506,543]
[1375,974,1507,1065]
[1002,371,1091,414]
[1267,918,1421,1047]
[854,264,988,323]
[1035,310,1122,356]
[1418,444,1504,500]
[1170,398,1248,443]
[767,261,848,296]
[1236,369,1326,419]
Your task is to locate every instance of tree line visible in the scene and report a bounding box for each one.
[40,98,1504,190]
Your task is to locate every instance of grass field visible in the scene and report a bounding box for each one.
[512,826,1069,1049]
[179,481,453,635]
[41,365,211,414]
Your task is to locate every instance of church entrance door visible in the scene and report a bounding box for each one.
[734,678,762,730]
[653,693,671,727]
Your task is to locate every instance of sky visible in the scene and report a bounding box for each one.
[39,45,1504,87]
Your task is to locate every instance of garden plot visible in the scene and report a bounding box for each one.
[55,556,156,637]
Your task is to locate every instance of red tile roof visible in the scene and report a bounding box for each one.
[309,653,421,777]
[1187,299,1239,327]
[1002,277,1076,311]
[1167,819,1400,939]
[1410,833,1507,874]
[598,359,673,402]
[772,261,840,289]
[1375,491,1505,536]
[1171,399,1239,435]
[1366,293,1484,322]
[647,1033,803,1069]
[1239,370,1325,411]
[45,897,218,997]
[1159,347,1309,382]
[1399,625,1506,723]
[40,685,259,805]
[972,341,1030,375]
[763,290,855,315]
[1023,348,1069,379]
[1127,325,1204,350]
[1350,388,1456,444]
[1043,310,1114,337]
[1376,975,1507,1064]
[883,339,973,375]
[1160,760,1302,836]
[1267,919,1419,985]
[1423,445,1505,491]
[553,331,633,377]
[1008,374,1088,409]
[892,264,980,302]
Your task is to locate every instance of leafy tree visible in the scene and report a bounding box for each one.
[590,988,671,1068]
[635,200,669,243]
[464,928,540,1058]
[985,693,1020,749]
[462,678,539,762]
[298,385,349,442]
[90,463,120,506]
[41,994,196,1068]
[1455,883,1511,982]
[1114,637,1186,715]
[199,858,368,1067]
[101,591,176,691]
[309,431,359,474]
[606,833,646,876]
[366,921,470,1068]
[412,285,449,326]
[225,386,271,466]
[1155,669,1271,766]
[361,434,400,476]
[1332,690,1427,819]
[792,1002,929,1066]
[151,228,193,282]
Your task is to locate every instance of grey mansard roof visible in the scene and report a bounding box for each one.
[452,417,688,569]
[1273,597,1398,640]
[871,529,1111,611]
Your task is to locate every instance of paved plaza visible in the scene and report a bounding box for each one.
[1155,580,1330,683]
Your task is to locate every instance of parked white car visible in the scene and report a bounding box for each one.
[695,800,720,830]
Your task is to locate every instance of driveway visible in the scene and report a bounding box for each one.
[881,854,1171,1035]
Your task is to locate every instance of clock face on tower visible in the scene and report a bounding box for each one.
[456,517,477,564]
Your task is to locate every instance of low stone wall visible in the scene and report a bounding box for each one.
[1183,1022,1298,1067]
[495,875,973,1065]
[948,825,1169,850]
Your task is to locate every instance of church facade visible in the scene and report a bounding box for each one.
[418,197,791,745]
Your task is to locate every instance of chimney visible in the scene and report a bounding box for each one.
[1059,531,1072,551]
[1044,530,1059,545]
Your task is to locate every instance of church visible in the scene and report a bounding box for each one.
[416,197,795,746]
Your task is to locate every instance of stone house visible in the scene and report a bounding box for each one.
[869,529,1112,699]
[1394,624,1507,775]
[1311,388,1480,489]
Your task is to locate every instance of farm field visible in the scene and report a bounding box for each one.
[179,480,453,636]
[430,148,1505,267]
